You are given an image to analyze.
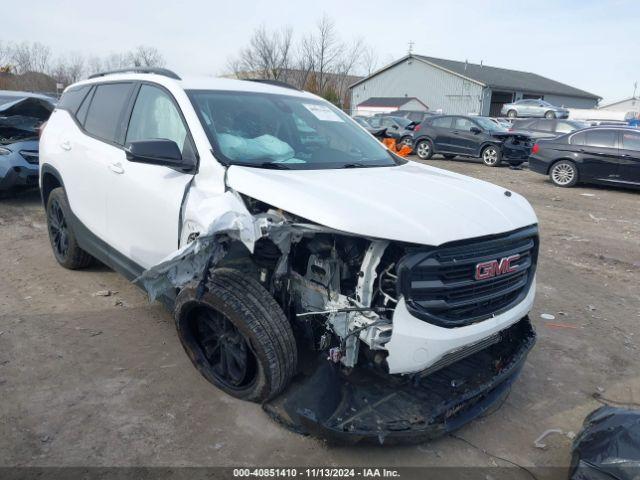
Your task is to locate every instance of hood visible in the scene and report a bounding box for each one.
[226,162,537,246]
[0,92,56,145]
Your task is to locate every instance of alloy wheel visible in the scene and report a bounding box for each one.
[551,163,576,186]
[417,141,430,158]
[483,147,499,165]
[47,198,69,259]
[192,308,256,389]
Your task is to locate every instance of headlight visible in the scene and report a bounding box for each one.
[0,147,12,156]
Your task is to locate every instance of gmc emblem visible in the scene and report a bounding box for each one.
[475,254,520,280]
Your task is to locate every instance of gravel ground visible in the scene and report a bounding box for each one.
[1,156,639,476]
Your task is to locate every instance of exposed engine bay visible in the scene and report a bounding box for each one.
[136,189,537,443]
[139,192,406,373]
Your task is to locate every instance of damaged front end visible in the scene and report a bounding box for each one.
[136,190,537,444]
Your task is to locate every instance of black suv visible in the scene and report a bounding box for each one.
[413,115,532,166]
[529,127,640,188]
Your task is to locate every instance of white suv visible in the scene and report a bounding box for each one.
[40,68,538,442]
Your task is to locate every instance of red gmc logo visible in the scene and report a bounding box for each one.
[475,254,520,280]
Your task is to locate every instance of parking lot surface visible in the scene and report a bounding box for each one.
[1,157,639,473]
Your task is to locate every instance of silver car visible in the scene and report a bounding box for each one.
[501,99,569,119]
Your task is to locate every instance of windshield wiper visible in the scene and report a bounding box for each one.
[258,161,291,170]
[342,163,368,168]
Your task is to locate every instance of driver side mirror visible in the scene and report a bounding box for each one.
[470,126,482,134]
[125,139,195,172]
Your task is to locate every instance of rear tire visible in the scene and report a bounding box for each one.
[46,187,93,269]
[415,139,433,160]
[544,111,556,119]
[549,160,578,187]
[174,268,297,402]
[481,145,502,167]
[507,110,517,118]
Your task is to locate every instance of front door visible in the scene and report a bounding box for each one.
[451,117,481,155]
[106,83,196,271]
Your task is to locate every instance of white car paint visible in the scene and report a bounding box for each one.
[41,73,538,376]
[226,161,537,246]
[386,280,536,374]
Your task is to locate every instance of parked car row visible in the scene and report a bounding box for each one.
[353,109,640,190]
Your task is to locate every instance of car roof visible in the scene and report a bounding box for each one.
[67,73,318,100]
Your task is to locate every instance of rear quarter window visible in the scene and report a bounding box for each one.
[83,83,134,144]
[430,117,452,128]
[57,85,91,114]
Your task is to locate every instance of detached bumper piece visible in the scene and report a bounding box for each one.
[264,317,535,445]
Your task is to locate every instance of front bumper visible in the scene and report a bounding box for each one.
[0,150,39,191]
[264,316,536,445]
[385,280,535,374]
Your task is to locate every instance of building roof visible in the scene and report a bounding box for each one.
[350,54,601,100]
[357,96,425,108]
[599,97,638,109]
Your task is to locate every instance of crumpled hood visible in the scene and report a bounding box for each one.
[226,162,537,246]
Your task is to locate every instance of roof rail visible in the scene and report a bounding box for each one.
[88,67,181,80]
[246,79,300,91]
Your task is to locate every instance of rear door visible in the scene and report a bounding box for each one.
[573,129,621,181]
[61,82,135,242]
[106,83,196,271]
[619,130,640,184]
[429,116,454,151]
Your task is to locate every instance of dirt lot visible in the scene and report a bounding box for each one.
[1,157,639,475]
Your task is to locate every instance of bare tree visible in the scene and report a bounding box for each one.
[360,45,379,76]
[50,52,85,85]
[128,45,166,68]
[11,41,51,74]
[0,40,12,69]
[232,25,293,80]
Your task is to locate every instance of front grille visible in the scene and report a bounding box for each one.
[398,225,538,328]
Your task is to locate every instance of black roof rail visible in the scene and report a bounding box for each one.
[246,79,300,91]
[88,67,181,80]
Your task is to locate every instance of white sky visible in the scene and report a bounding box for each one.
[5,0,639,104]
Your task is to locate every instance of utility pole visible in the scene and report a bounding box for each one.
[634,81,638,99]
[408,40,414,55]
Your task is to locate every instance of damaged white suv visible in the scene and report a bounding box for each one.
[40,68,538,443]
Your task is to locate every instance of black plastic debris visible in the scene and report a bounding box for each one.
[570,406,640,480]
[264,317,536,445]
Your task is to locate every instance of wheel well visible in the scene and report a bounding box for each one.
[480,143,500,154]
[41,172,62,206]
[547,158,575,175]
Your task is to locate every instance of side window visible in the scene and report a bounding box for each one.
[535,120,553,132]
[368,117,382,128]
[75,86,94,125]
[431,116,452,128]
[585,130,617,148]
[555,122,575,134]
[571,132,586,145]
[84,83,134,143]
[622,131,640,151]
[380,117,394,128]
[58,85,91,114]
[125,84,193,159]
[453,117,475,131]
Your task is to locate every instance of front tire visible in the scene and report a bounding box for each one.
[481,145,502,167]
[507,110,517,118]
[549,160,578,187]
[399,136,413,149]
[174,268,297,402]
[46,187,93,269]
[415,139,433,160]
[544,111,556,119]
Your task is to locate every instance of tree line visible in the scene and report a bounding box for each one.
[227,15,379,109]
[0,41,165,91]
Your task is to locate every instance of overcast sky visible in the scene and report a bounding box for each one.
[4,0,639,103]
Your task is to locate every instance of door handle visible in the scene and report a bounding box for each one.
[60,140,71,151]
[109,162,125,174]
